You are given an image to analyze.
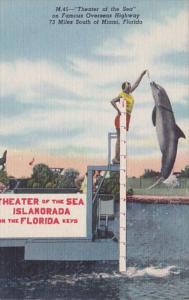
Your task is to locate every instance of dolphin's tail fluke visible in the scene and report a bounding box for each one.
[147,177,165,190]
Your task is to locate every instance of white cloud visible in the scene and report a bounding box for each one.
[0,99,112,156]
[70,10,189,89]
[0,9,188,164]
[38,134,108,157]
[96,11,189,58]
[0,60,95,101]
[0,107,99,135]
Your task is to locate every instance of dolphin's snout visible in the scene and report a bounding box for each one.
[150,81,160,91]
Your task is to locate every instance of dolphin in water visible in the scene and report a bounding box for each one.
[148,82,185,189]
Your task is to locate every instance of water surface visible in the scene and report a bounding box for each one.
[0,203,189,299]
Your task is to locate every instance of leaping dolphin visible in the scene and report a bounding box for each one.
[148,82,185,189]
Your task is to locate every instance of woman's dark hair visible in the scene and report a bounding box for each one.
[122,82,126,90]
[122,81,130,91]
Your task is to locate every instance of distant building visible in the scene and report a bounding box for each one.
[50,168,64,175]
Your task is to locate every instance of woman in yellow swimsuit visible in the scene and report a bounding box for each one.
[111,70,147,164]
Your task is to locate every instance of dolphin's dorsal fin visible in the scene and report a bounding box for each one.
[175,124,186,139]
[152,106,156,126]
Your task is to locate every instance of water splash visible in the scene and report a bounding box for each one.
[48,265,180,284]
[163,174,180,188]
[125,265,179,278]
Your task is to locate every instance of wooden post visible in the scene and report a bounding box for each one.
[119,98,127,273]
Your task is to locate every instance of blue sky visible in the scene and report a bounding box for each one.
[0,0,188,175]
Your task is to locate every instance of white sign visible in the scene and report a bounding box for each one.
[0,194,87,238]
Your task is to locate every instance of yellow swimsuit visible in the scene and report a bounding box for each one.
[118,91,134,114]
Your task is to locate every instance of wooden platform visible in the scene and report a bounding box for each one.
[127,195,189,204]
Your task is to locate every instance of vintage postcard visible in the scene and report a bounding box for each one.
[0,0,188,299]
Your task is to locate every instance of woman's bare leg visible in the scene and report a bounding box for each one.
[112,128,120,163]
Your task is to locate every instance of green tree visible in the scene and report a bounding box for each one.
[180,166,189,178]
[56,168,80,188]
[27,164,54,188]
[141,169,160,178]
[27,165,80,189]
[0,169,9,185]
[63,168,79,178]
[102,171,119,196]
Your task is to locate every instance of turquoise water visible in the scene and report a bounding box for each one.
[0,203,189,299]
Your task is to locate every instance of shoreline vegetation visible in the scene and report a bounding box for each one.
[1,164,188,201]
